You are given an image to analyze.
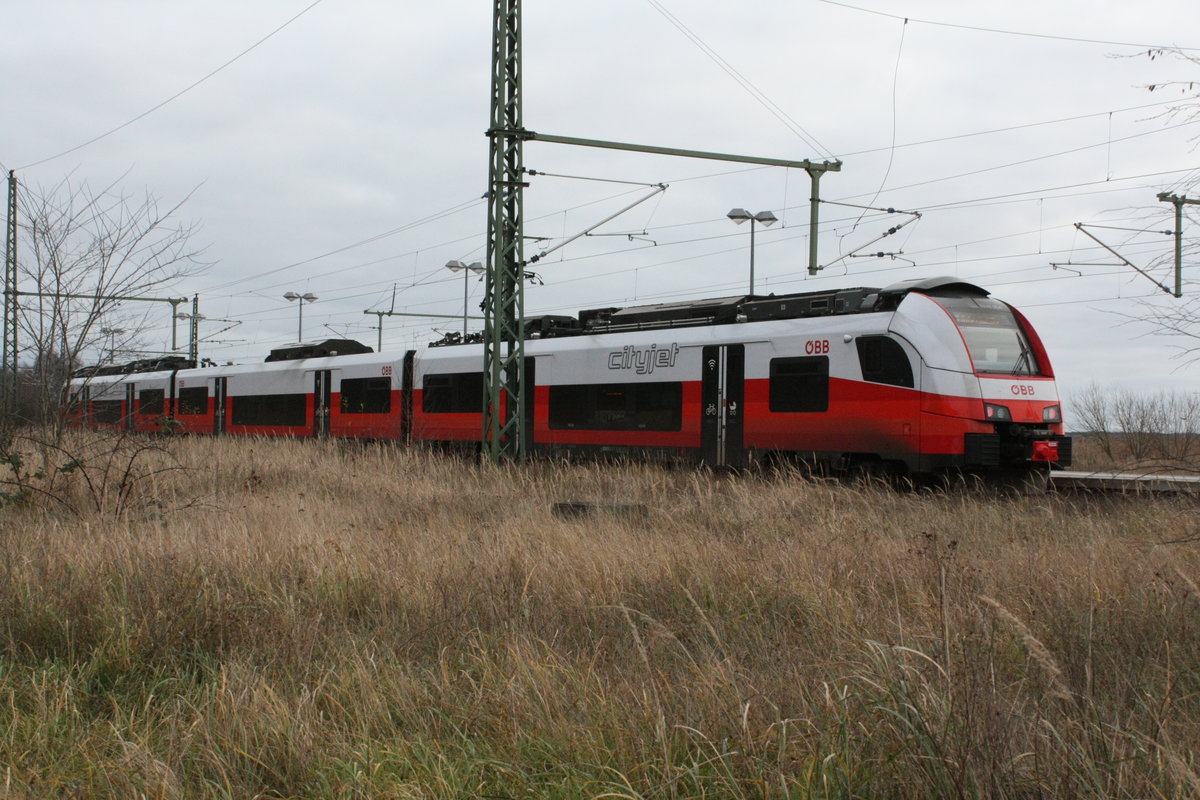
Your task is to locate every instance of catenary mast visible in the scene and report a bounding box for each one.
[482,0,527,461]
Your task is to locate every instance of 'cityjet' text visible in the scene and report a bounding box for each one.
[607,343,681,375]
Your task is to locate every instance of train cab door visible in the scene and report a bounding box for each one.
[701,344,745,467]
[213,377,228,435]
[310,369,333,437]
[124,384,136,432]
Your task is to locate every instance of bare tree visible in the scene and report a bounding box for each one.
[11,172,206,426]
[1070,383,1200,470]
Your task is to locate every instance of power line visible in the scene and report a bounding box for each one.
[17,0,327,170]
[191,159,1197,333]
[861,16,907,221]
[818,0,1200,52]
[197,195,484,293]
[254,170,1191,314]
[837,118,1200,205]
[833,97,1183,159]
[218,114,1189,304]
[644,0,834,158]
[915,165,1200,213]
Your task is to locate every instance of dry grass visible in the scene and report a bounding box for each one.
[1,429,1199,798]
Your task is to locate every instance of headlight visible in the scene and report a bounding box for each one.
[1043,404,1061,423]
[984,402,1012,421]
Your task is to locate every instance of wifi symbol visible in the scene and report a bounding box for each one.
[707,359,717,370]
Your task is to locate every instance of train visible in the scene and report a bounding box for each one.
[65,276,1072,476]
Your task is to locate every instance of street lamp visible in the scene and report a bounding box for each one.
[99,327,126,364]
[175,312,206,363]
[445,260,485,336]
[283,292,317,341]
[727,208,778,295]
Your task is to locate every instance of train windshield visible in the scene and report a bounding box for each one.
[936,296,1039,375]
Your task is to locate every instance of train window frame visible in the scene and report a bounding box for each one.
[91,399,124,424]
[177,386,209,416]
[422,372,483,414]
[548,381,683,431]
[229,393,307,427]
[769,356,829,413]
[936,295,1040,375]
[856,336,914,388]
[340,376,392,415]
[138,388,165,416]
[66,389,87,415]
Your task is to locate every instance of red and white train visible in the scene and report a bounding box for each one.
[65,276,1071,475]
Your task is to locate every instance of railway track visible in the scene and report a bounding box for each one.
[1050,470,1200,494]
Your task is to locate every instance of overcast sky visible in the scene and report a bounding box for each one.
[4,0,1200,419]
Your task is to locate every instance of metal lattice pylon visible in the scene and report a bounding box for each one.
[482,0,527,461]
[2,171,17,412]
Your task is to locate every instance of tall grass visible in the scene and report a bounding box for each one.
[1,431,1198,798]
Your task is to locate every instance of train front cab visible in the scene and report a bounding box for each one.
[889,284,1071,473]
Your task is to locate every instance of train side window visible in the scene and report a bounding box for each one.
[138,389,165,416]
[91,400,124,423]
[230,393,307,427]
[178,386,209,415]
[548,382,682,431]
[67,390,86,414]
[769,357,828,412]
[856,336,914,388]
[422,372,483,414]
[341,377,391,414]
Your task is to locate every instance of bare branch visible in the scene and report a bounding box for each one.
[9,175,208,427]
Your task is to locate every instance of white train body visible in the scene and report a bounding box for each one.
[66,277,1071,474]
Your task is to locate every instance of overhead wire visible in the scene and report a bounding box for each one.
[17,0,327,171]
[153,121,1200,353]
[832,97,1183,159]
[197,195,484,293]
[836,117,1200,205]
[643,0,834,158]
[853,15,907,231]
[24,3,1199,360]
[240,161,1192,326]
[196,97,1198,309]
[817,0,1200,52]
[145,152,1195,351]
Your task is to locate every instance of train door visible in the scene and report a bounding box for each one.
[124,384,136,432]
[701,344,745,467]
[79,386,91,425]
[310,369,333,437]
[523,356,536,453]
[168,371,178,422]
[401,351,415,443]
[213,377,228,435]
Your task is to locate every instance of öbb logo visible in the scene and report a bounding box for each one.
[1010,384,1036,396]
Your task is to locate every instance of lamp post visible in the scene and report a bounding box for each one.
[727,208,778,295]
[99,327,126,364]
[283,292,317,341]
[445,260,485,336]
[175,311,205,363]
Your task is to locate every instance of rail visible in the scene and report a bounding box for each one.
[1050,470,1200,494]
